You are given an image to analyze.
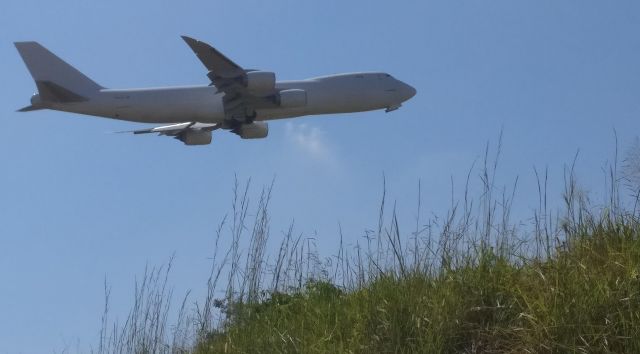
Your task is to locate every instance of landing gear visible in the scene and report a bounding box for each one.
[244,108,257,122]
[385,104,401,113]
[223,102,257,124]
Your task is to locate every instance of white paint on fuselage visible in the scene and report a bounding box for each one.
[50,86,224,123]
[260,72,410,120]
[47,72,415,124]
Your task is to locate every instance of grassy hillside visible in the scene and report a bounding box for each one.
[95,146,640,353]
[194,216,640,353]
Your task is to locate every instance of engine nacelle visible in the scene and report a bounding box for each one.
[177,129,212,145]
[236,122,268,139]
[245,71,276,92]
[278,89,307,108]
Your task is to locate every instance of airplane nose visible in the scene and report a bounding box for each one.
[401,82,416,101]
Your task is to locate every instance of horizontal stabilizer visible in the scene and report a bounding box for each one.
[16,105,43,112]
[36,80,88,103]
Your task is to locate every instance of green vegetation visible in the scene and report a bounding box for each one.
[96,142,640,353]
[196,217,640,353]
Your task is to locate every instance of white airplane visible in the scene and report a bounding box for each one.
[15,36,416,145]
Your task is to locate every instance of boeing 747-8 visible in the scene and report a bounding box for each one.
[15,36,416,145]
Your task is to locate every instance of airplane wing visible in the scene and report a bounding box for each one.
[180,36,245,81]
[119,122,218,136]
[181,36,278,120]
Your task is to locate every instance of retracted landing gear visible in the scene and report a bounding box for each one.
[385,104,402,113]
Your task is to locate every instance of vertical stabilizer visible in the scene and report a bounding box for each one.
[14,41,104,101]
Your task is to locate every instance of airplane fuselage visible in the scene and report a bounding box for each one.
[16,38,416,144]
[44,72,416,124]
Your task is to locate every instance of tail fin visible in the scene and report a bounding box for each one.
[14,41,104,103]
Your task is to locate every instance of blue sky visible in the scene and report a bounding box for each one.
[1,0,639,352]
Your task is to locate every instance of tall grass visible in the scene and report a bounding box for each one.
[95,139,640,353]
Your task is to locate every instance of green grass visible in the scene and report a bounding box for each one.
[95,141,640,353]
[194,216,640,353]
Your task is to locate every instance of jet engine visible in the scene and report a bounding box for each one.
[245,71,276,92]
[234,122,269,139]
[278,89,307,108]
[177,129,212,145]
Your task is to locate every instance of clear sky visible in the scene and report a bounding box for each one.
[1,0,639,352]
